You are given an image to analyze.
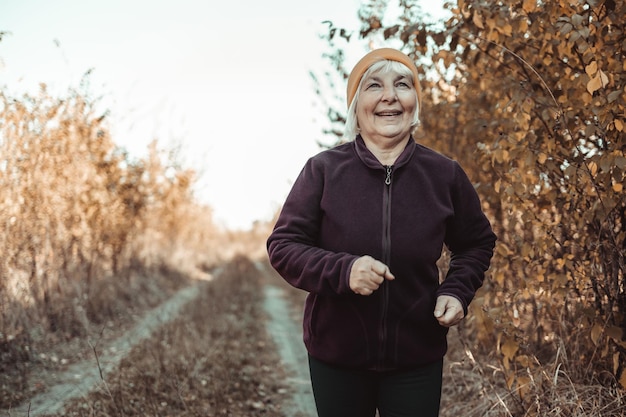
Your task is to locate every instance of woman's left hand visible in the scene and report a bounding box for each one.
[434,295,465,327]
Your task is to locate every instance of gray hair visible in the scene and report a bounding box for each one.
[342,60,421,142]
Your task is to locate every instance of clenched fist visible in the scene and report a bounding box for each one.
[349,255,395,296]
[434,295,464,327]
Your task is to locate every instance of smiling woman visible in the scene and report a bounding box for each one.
[267,47,496,417]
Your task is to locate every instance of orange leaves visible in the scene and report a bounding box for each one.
[492,148,510,164]
[590,322,626,388]
[537,153,548,164]
[452,0,626,393]
[585,60,599,77]
[501,336,519,370]
[472,11,484,29]
[522,0,536,12]
[587,154,626,197]
[585,61,610,94]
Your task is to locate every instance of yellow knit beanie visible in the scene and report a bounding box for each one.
[346,48,422,109]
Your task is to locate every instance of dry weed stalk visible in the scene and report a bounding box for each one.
[442,326,626,417]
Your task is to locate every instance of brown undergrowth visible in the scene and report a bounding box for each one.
[0,262,194,410]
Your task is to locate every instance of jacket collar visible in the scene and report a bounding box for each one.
[354,134,416,169]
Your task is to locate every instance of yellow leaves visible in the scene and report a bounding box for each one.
[516,354,533,368]
[538,153,548,164]
[586,61,610,94]
[515,375,533,401]
[586,71,609,94]
[521,242,534,258]
[590,322,625,372]
[620,369,626,390]
[501,337,519,369]
[522,0,536,13]
[517,17,529,33]
[585,61,598,76]
[493,149,510,163]
[615,119,624,132]
[614,183,623,193]
[472,12,484,29]
[499,23,513,37]
[493,270,506,286]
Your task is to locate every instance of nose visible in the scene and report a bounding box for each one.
[381,85,397,102]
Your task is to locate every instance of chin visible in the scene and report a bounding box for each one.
[380,128,409,138]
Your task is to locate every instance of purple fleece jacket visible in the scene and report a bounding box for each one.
[267,135,496,370]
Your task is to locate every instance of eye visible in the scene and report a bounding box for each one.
[396,80,411,88]
[365,81,382,90]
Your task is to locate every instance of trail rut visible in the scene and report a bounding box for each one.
[2,274,213,417]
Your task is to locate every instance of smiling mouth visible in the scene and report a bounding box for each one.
[376,111,402,116]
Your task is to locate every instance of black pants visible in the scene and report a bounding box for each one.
[308,355,442,417]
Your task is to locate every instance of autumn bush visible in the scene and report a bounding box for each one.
[319,0,625,414]
[0,81,236,406]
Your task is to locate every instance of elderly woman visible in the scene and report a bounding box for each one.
[267,48,496,417]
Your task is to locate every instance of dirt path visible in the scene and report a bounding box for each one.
[2,270,215,417]
[3,262,317,417]
[262,284,317,417]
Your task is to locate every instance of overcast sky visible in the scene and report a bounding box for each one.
[0,0,447,229]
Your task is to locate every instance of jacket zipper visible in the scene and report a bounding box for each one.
[378,165,393,369]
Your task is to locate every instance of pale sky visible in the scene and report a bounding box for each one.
[0,0,447,229]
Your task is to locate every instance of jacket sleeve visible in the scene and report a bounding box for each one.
[266,158,358,296]
[438,162,496,314]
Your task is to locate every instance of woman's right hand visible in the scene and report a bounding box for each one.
[349,255,395,296]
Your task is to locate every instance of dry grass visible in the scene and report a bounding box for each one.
[437,326,626,417]
[43,256,290,417]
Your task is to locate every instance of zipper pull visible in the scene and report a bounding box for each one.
[385,166,393,185]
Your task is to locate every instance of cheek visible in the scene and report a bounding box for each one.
[356,104,374,123]
[401,98,417,117]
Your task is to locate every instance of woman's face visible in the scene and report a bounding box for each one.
[356,68,417,144]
